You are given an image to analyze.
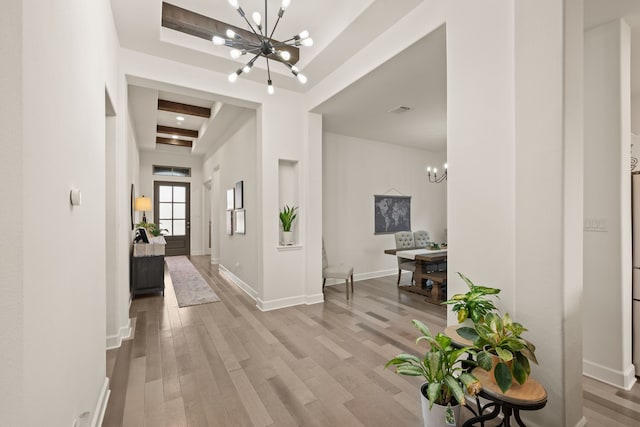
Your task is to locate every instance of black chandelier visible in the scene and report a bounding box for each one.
[213,0,313,94]
[426,163,447,183]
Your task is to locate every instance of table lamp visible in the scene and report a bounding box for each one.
[135,196,152,223]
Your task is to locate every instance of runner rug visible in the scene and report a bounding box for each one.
[165,256,221,307]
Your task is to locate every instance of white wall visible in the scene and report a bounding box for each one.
[633,94,640,134]
[105,0,134,351]
[203,114,259,295]
[322,132,447,281]
[259,95,322,310]
[446,1,584,426]
[584,19,635,389]
[138,149,205,255]
[0,0,23,424]
[16,0,115,425]
[632,94,640,169]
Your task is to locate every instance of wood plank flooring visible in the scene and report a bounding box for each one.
[104,256,640,426]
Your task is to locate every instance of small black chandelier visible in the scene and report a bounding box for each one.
[426,163,447,183]
[213,0,313,94]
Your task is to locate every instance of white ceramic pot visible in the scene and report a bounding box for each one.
[460,318,475,328]
[281,231,294,246]
[420,383,461,427]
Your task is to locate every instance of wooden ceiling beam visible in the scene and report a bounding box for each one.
[161,2,300,66]
[158,99,211,118]
[156,137,193,148]
[157,125,198,138]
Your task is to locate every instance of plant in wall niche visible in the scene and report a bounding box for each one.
[279,205,298,231]
[279,205,298,245]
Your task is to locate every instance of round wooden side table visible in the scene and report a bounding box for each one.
[462,368,548,427]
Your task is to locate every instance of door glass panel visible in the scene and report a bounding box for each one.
[154,182,188,241]
[173,220,186,236]
[173,203,186,219]
[159,220,172,236]
[174,186,186,203]
[159,186,173,202]
[159,203,173,219]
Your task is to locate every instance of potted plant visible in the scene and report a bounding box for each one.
[386,320,481,427]
[442,273,501,324]
[457,312,538,393]
[279,205,298,245]
[135,221,167,237]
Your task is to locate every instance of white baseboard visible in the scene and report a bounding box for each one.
[106,319,132,350]
[219,264,258,300]
[324,268,395,286]
[219,265,326,311]
[191,250,204,256]
[574,416,588,427]
[255,293,325,311]
[583,359,637,390]
[211,257,220,265]
[257,295,303,311]
[305,293,324,305]
[91,377,110,427]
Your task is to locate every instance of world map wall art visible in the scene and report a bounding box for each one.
[374,195,411,234]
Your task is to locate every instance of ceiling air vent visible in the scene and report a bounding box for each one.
[388,105,412,114]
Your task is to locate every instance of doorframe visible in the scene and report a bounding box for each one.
[153,180,191,256]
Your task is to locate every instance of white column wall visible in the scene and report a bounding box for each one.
[211,166,221,265]
[259,96,311,309]
[446,1,516,311]
[105,0,133,350]
[322,133,447,281]
[584,19,635,389]
[562,1,587,425]
[105,113,119,346]
[0,0,23,424]
[513,1,585,425]
[306,113,324,301]
[447,1,583,426]
[20,0,115,424]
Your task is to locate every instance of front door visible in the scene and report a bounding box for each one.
[154,181,190,256]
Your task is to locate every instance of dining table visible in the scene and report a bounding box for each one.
[385,247,448,303]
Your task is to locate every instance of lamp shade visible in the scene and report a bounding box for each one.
[135,196,152,212]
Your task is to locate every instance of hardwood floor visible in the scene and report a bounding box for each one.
[104,256,640,426]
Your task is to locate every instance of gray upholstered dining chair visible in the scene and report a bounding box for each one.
[322,241,354,299]
[394,231,416,285]
[413,230,431,248]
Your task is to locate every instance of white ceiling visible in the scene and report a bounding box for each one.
[313,25,446,151]
[116,0,640,157]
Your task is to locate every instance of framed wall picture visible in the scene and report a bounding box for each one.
[226,210,233,235]
[226,188,235,210]
[130,183,135,230]
[373,195,411,234]
[234,209,246,234]
[235,180,244,209]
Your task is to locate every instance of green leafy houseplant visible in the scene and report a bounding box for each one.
[279,205,298,232]
[385,320,481,410]
[136,221,167,237]
[458,312,538,393]
[442,272,501,324]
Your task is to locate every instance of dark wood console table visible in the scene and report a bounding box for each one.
[130,254,165,298]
